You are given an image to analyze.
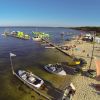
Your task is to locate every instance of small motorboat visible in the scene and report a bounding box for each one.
[18,70,44,89]
[60,46,71,50]
[44,64,66,76]
[32,37,41,41]
[1,33,6,36]
[45,46,55,49]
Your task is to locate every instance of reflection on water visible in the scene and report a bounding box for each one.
[0,27,81,100]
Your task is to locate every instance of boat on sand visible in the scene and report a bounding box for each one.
[44,63,66,76]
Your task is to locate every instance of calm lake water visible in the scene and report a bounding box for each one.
[0,27,81,100]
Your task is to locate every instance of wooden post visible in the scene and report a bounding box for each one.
[10,55,15,74]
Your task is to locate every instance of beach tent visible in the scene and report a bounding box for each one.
[94,57,100,81]
[95,37,100,43]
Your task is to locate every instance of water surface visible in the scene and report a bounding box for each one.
[0,27,81,100]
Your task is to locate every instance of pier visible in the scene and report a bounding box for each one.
[42,38,72,58]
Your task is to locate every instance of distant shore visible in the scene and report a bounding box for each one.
[69,26,100,36]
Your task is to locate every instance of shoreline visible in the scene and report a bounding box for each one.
[69,27,100,36]
[60,39,100,100]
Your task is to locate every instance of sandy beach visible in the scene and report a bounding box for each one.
[61,39,100,100]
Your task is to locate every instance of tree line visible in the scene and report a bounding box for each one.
[69,26,100,36]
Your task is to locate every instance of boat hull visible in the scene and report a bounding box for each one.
[32,37,41,41]
[44,64,66,76]
[17,70,44,89]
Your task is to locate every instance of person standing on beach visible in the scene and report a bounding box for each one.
[87,53,90,57]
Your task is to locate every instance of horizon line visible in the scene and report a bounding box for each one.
[0,25,100,28]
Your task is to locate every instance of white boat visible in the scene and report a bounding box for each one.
[18,70,44,89]
[32,37,41,41]
[45,46,55,49]
[1,33,6,36]
[44,64,66,76]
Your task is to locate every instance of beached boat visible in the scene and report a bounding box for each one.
[60,46,71,50]
[18,70,44,89]
[44,64,66,76]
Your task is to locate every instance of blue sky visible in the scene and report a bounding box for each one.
[0,0,100,27]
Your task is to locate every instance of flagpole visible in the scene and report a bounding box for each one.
[10,54,15,74]
[88,31,96,70]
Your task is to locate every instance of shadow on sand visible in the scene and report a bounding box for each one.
[80,69,96,79]
[61,62,82,75]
